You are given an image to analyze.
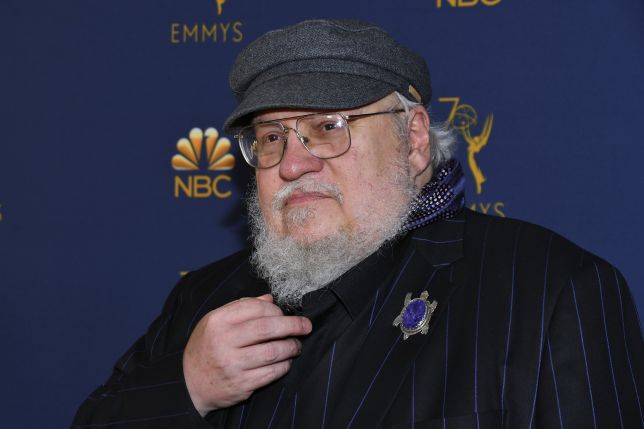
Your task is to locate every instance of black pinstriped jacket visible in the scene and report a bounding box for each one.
[72,209,644,428]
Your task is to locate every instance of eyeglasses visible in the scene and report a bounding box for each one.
[235,109,405,168]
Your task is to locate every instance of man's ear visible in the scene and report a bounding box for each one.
[406,106,432,180]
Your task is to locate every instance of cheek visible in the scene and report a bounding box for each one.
[337,152,371,198]
[337,153,384,211]
[256,174,278,215]
[347,150,389,185]
[355,131,400,173]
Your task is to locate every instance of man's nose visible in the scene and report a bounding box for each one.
[278,128,324,180]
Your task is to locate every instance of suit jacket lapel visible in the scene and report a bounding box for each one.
[329,215,466,428]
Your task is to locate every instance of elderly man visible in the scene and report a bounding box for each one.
[73,20,643,428]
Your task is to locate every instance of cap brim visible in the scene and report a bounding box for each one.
[223,72,395,132]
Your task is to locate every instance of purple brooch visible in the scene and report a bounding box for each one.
[393,291,438,340]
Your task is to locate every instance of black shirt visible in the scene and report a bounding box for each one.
[208,238,406,428]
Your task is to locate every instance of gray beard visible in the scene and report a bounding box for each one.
[247,156,416,308]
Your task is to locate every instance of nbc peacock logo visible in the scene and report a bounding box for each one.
[172,127,235,199]
[436,0,501,8]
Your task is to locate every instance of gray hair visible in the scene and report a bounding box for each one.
[392,92,457,169]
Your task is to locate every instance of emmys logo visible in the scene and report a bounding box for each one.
[439,97,505,217]
[172,127,235,199]
[170,0,243,44]
[441,98,493,195]
[436,0,501,7]
[215,0,225,15]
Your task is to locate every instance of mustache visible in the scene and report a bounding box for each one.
[271,179,344,211]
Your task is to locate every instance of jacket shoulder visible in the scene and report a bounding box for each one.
[462,209,616,277]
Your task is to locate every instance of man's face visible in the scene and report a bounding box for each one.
[253,94,413,245]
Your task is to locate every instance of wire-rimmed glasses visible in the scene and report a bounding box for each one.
[235,109,405,168]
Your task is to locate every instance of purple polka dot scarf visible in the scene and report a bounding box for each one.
[402,159,466,232]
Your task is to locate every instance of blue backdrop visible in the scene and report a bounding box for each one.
[2,0,643,427]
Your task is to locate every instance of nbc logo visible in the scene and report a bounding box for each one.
[436,0,501,7]
[172,127,235,199]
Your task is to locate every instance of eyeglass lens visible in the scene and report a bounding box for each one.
[240,113,350,168]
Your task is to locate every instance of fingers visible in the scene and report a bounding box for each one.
[219,295,283,324]
[233,315,312,347]
[212,360,294,401]
[241,359,294,393]
[238,338,302,370]
[217,294,312,347]
[182,294,311,414]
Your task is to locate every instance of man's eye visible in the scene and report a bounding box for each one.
[260,133,283,144]
[316,121,341,132]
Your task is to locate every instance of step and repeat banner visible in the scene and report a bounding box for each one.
[2,0,643,427]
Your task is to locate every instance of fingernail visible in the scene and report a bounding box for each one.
[302,317,312,333]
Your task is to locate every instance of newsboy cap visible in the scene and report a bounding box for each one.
[223,19,431,131]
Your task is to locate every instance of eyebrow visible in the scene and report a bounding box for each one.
[249,105,405,127]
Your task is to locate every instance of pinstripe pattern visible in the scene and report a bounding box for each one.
[266,388,284,429]
[150,316,172,357]
[72,210,644,429]
[570,277,598,428]
[237,404,245,429]
[368,288,380,327]
[442,303,449,429]
[291,393,297,429]
[500,223,521,428]
[423,269,438,290]
[368,249,416,333]
[614,268,644,425]
[528,233,553,429]
[473,219,492,429]
[595,262,625,428]
[345,333,402,429]
[321,341,336,429]
[546,336,564,429]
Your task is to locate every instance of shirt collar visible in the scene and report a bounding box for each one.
[327,237,406,319]
[298,160,467,319]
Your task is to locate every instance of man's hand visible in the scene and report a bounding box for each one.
[183,294,312,416]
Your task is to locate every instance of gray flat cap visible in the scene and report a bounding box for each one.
[223,19,431,131]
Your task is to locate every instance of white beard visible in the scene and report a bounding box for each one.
[247,154,416,308]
